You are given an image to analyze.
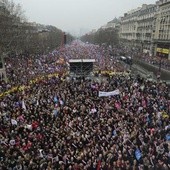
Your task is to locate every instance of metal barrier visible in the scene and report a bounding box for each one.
[132,64,156,81]
[133,59,170,81]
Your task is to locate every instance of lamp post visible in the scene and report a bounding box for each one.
[159,52,162,73]
[141,41,143,53]
[0,52,8,82]
[157,49,163,81]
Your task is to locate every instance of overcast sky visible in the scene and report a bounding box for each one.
[14,0,156,36]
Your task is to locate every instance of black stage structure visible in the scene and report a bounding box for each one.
[69,59,95,77]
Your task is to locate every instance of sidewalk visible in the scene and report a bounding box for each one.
[133,59,170,82]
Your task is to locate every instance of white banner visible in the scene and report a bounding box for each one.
[99,89,120,97]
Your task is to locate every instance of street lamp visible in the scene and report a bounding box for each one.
[159,52,162,72]
[157,48,163,80]
[0,52,8,82]
[141,41,144,53]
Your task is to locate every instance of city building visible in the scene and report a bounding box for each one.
[120,7,141,49]
[153,0,170,59]
[101,17,121,30]
[120,4,157,55]
[137,4,157,54]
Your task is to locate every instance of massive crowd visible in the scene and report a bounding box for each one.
[0,41,170,170]
[0,41,125,93]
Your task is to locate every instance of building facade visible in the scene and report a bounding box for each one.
[137,4,157,54]
[120,4,157,55]
[153,0,170,59]
[120,7,140,46]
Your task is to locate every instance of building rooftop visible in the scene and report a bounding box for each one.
[108,17,120,24]
[158,0,170,5]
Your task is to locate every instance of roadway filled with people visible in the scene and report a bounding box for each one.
[0,41,126,94]
[118,46,170,72]
[0,41,170,170]
[139,54,170,71]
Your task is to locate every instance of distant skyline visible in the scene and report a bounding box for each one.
[14,0,157,36]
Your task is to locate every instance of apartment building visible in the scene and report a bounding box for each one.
[153,0,170,59]
[137,4,157,54]
[120,7,140,45]
[120,4,157,55]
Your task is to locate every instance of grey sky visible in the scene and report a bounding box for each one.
[14,0,156,35]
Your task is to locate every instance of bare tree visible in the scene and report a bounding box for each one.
[0,0,26,54]
[81,27,119,46]
[0,0,74,56]
[1,0,26,20]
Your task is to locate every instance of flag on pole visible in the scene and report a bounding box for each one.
[22,100,27,110]
[36,99,39,106]
[135,148,142,160]
[11,119,17,126]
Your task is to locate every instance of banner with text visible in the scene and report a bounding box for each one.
[99,89,120,97]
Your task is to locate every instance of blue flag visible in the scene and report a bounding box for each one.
[53,109,58,117]
[135,148,142,160]
[166,134,170,141]
[54,96,58,103]
[112,130,117,136]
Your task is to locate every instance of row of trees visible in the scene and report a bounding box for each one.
[0,0,74,56]
[80,27,119,46]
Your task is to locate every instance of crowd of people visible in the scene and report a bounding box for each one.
[139,55,170,71]
[0,41,126,93]
[0,41,170,170]
[115,44,170,72]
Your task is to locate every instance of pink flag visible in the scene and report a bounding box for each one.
[115,102,121,110]
[142,100,146,108]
